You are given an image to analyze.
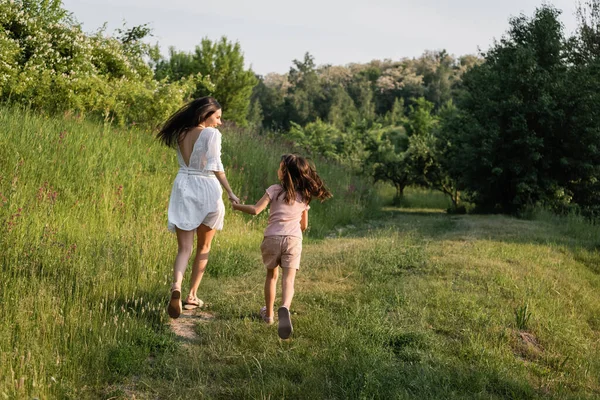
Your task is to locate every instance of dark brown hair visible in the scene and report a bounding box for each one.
[156,96,221,147]
[277,154,332,205]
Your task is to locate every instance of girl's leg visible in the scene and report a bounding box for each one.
[278,267,297,338]
[172,228,195,290]
[281,267,297,309]
[264,268,279,319]
[187,224,216,300]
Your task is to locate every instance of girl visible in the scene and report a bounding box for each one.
[232,154,332,339]
[157,96,239,319]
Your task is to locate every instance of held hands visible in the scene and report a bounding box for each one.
[228,192,240,204]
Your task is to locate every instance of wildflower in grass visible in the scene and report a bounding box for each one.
[37,182,58,204]
[58,130,67,144]
[7,207,22,231]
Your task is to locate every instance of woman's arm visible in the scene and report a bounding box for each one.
[214,171,239,203]
[300,209,308,231]
[232,193,270,215]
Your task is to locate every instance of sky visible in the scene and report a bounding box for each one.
[61,0,580,76]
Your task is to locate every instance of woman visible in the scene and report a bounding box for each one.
[157,96,239,319]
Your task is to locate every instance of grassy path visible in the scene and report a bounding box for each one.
[118,209,600,399]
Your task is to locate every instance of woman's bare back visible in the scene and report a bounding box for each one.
[178,127,203,167]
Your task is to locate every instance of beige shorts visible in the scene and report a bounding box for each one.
[260,236,303,270]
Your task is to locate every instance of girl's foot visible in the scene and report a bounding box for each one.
[277,306,293,339]
[167,289,182,319]
[260,306,274,325]
[183,295,204,310]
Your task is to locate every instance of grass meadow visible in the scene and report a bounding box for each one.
[1,106,599,399]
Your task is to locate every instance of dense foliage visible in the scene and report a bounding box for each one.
[1,0,598,217]
[250,4,600,217]
[0,0,255,129]
[438,5,600,217]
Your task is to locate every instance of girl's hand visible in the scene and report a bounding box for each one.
[228,193,240,204]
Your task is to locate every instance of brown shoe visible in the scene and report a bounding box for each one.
[168,289,182,319]
[277,306,293,339]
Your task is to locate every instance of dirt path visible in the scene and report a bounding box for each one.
[168,308,214,342]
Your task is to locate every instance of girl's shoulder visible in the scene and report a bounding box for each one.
[266,184,283,197]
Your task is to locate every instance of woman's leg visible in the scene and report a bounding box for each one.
[169,228,195,318]
[172,228,195,290]
[187,224,216,300]
[264,268,279,319]
[281,267,297,309]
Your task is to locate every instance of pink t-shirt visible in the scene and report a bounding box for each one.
[264,184,310,238]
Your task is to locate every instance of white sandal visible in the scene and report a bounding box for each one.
[260,306,274,325]
[183,296,204,310]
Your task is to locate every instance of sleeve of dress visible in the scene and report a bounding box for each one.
[205,129,225,172]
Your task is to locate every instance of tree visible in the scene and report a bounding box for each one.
[326,85,358,129]
[154,36,257,125]
[251,73,287,131]
[574,0,600,62]
[442,6,571,213]
[560,0,600,217]
[363,97,443,201]
[431,101,464,209]
[284,52,323,127]
[415,50,455,108]
[364,125,411,199]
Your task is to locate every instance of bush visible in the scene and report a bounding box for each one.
[0,0,198,127]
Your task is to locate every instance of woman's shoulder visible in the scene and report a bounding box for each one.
[201,127,221,136]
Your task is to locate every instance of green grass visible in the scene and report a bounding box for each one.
[1,105,599,399]
[109,211,599,399]
[0,105,381,399]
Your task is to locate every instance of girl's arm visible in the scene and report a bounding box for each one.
[232,193,270,215]
[300,209,308,231]
[214,171,240,203]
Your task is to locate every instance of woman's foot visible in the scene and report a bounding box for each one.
[277,306,293,339]
[183,295,204,310]
[260,306,274,325]
[168,289,182,319]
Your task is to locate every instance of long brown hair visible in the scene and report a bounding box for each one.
[156,96,221,147]
[277,154,332,205]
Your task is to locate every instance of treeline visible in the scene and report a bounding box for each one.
[249,3,600,218]
[2,1,599,218]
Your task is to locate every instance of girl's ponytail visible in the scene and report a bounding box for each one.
[278,154,332,205]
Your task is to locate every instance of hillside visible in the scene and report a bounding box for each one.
[1,106,599,399]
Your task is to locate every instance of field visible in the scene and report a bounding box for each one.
[1,106,599,399]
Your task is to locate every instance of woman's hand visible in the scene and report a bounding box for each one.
[228,193,240,204]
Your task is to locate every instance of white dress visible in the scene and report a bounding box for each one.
[167,127,226,232]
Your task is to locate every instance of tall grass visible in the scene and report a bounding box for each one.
[3,105,599,399]
[0,105,381,398]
